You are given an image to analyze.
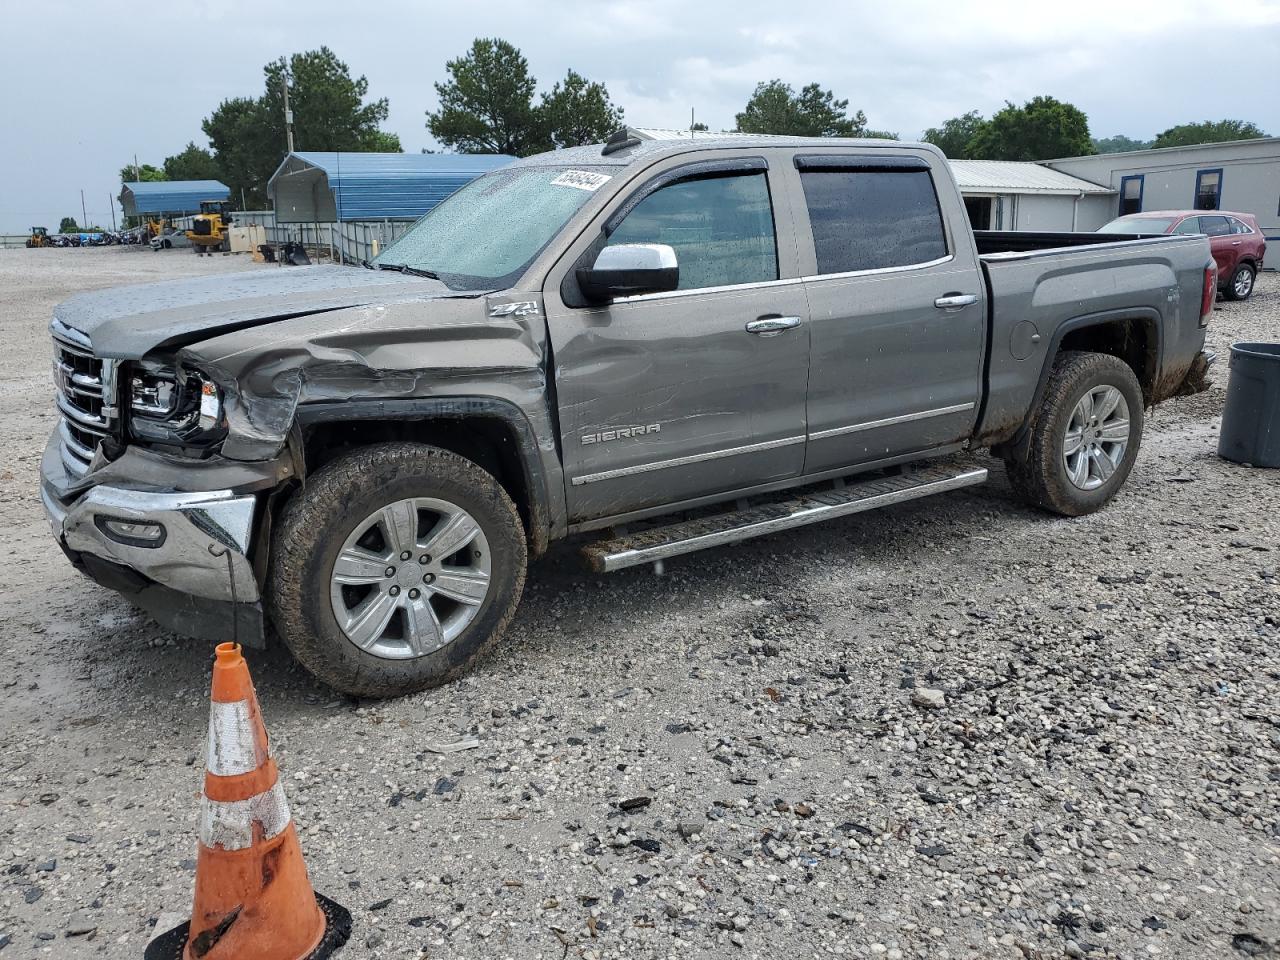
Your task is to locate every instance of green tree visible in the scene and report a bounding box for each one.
[427,38,541,154]
[1092,134,1152,154]
[860,129,898,140]
[922,110,987,158]
[203,97,270,206]
[734,80,867,137]
[120,162,166,183]
[966,96,1094,161]
[538,69,623,150]
[59,217,79,233]
[202,47,399,207]
[163,142,222,180]
[1152,119,1266,149]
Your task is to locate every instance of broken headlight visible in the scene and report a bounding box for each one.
[128,362,225,450]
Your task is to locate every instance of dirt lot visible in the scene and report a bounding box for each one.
[1,247,1277,959]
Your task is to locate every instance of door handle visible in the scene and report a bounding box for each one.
[934,294,979,309]
[745,316,802,336]
[1231,240,1242,245]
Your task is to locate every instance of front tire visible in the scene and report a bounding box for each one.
[1224,263,1255,301]
[1004,351,1144,516]
[270,443,527,698]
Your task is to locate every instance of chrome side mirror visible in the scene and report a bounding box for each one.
[577,243,679,303]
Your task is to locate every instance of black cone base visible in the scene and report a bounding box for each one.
[143,891,352,960]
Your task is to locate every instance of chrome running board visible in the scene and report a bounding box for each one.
[582,464,988,573]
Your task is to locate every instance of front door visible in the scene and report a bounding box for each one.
[545,156,810,522]
[788,154,985,474]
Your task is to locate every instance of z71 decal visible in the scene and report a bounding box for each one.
[581,424,661,445]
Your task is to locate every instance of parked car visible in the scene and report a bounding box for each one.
[42,132,1216,697]
[150,227,192,251]
[1099,210,1266,301]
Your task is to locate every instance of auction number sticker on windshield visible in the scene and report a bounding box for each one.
[551,170,612,191]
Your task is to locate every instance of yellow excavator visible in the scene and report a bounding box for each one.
[186,200,235,254]
[26,227,50,248]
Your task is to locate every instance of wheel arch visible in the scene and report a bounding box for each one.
[292,398,553,557]
[1000,309,1163,453]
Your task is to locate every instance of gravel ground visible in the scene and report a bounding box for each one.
[1,247,1277,960]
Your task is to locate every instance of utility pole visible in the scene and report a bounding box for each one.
[691,108,695,139]
[108,195,116,231]
[134,153,140,181]
[282,69,295,153]
[80,190,88,229]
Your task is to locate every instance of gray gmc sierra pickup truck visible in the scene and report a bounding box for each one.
[41,131,1216,696]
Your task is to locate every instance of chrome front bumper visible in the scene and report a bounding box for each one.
[41,479,259,604]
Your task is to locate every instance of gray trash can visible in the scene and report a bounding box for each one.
[1218,342,1280,468]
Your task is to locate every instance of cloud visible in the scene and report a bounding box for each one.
[2,0,1277,230]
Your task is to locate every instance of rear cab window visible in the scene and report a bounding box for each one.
[794,156,948,275]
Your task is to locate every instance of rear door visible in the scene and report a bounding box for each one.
[1197,215,1237,275]
[787,153,986,474]
[544,151,811,522]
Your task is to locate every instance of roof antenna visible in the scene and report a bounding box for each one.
[602,127,642,156]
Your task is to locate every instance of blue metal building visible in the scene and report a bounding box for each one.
[119,180,230,217]
[267,152,514,223]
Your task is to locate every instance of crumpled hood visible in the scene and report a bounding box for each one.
[52,265,469,359]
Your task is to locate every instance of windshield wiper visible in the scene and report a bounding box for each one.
[375,262,440,280]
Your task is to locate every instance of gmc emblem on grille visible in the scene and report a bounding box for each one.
[581,424,661,445]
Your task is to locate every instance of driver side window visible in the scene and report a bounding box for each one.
[606,172,778,291]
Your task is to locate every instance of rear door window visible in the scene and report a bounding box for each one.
[1199,215,1231,237]
[1172,218,1202,234]
[798,166,947,275]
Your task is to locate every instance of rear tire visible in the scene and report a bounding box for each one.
[1224,262,1255,301]
[1003,351,1144,516]
[270,443,527,698]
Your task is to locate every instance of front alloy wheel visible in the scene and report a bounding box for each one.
[1062,385,1130,491]
[330,497,492,659]
[271,442,527,698]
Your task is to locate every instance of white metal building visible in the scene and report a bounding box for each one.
[1044,137,1280,240]
[947,161,1114,231]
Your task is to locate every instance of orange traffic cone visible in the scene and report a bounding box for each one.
[147,643,350,960]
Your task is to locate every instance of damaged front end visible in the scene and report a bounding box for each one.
[41,270,561,648]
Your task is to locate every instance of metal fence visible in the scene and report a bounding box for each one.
[4,213,417,261]
[164,211,414,264]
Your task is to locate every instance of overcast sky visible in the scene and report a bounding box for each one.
[4,0,1279,232]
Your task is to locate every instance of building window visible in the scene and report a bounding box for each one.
[1194,169,1223,210]
[1119,175,1143,216]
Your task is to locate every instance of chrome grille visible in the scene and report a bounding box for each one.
[51,320,119,477]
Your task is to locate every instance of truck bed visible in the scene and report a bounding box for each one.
[974,230,1177,257]
[973,231,1212,444]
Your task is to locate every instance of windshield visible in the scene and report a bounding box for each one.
[1098,216,1176,235]
[372,165,614,289]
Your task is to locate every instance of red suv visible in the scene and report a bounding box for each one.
[1099,210,1266,301]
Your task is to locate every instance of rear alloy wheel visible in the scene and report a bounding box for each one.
[1004,351,1144,516]
[1225,263,1255,301]
[1061,385,1131,491]
[271,443,526,697]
